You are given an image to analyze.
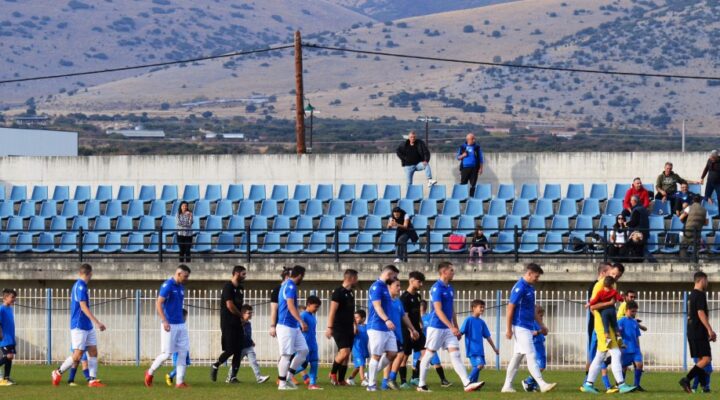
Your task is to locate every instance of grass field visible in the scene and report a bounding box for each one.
[0,365,709,399]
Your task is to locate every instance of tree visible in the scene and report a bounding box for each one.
[202,111,213,119]
[463,25,475,33]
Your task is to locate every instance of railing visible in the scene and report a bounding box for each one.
[11,288,719,370]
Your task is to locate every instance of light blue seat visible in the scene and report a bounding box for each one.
[125,200,145,219]
[182,185,200,203]
[397,199,415,217]
[667,215,684,237]
[481,215,499,237]
[651,200,671,217]
[192,200,211,219]
[33,232,56,253]
[122,232,145,253]
[116,185,135,203]
[212,199,233,219]
[503,215,523,233]
[418,199,438,218]
[71,216,89,232]
[0,186,4,202]
[31,185,48,202]
[405,184,424,203]
[328,232,352,253]
[315,184,334,203]
[27,216,45,236]
[160,185,179,202]
[441,199,461,219]
[565,184,585,202]
[160,215,177,234]
[281,232,304,254]
[473,183,492,202]
[487,199,507,219]
[648,215,665,243]
[646,231,660,254]
[39,200,58,219]
[564,232,587,254]
[143,232,163,253]
[224,215,243,236]
[148,200,168,219]
[463,198,484,218]
[18,201,36,219]
[270,185,289,203]
[497,184,515,202]
[589,184,608,202]
[426,232,444,253]
[12,232,34,253]
[573,215,595,237]
[93,216,112,233]
[281,199,301,219]
[258,232,282,253]
[702,217,714,241]
[317,215,336,235]
[350,232,374,254]
[60,200,79,218]
[82,200,101,219]
[433,215,453,236]
[533,198,554,220]
[222,184,243,204]
[99,232,122,253]
[604,198,624,216]
[249,215,268,236]
[327,199,347,219]
[104,200,123,219]
[236,199,256,220]
[598,215,615,240]
[550,215,570,235]
[689,184,702,195]
[372,199,392,219]
[56,232,78,253]
[82,232,100,253]
[338,184,356,203]
[382,185,401,202]
[703,200,719,218]
[412,215,429,237]
[360,184,378,203]
[580,199,601,219]
[192,232,213,253]
[517,232,540,254]
[73,186,91,203]
[304,232,328,254]
[557,199,578,219]
[493,231,515,254]
[0,232,8,253]
[374,231,396,253]
[613,183,631,200]
[52,186,70,204]
[271,215,292,236]
[350,199,369,219]
[0,201,14,220]
[527,215,546,234]
[292,184,310,203]
[428,185,447,201]
[203,215,223,236]
[204,184,222,203]
[455,215,476,236]
[164,234,179,253]
[542,184,562,202]
[510,199,531,219]
[451,184,469,202]
[48,216,68,237]
[643,183,654,195]
[259,199,278,218]
[303,199,323,219]
[114,216,134,235]
[10,185,27,204]
[139,185,156,203]
[363,215,383,236]
[520,184,539,202]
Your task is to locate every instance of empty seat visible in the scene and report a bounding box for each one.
[73,186,91,203]
[0,186,5,202]
[565,184,585,202]
[114,216,134,235]
[405,184,424,202]
[428,185,447,201]
[340,216,360,236]
[580,199,601,219]
[643,183,654,195]
[98,232,122,253]
[304,232,328,254]
[303,199,323,219]
[144,232,163,253]
[122,232,146,253]
[463,198,484,219]
[441,199,461,219]
[225,184,244,203]
[259,199,278,218]
[71,216,89,232]
[81,232,100,253]
[382,185,401,202]
[192,200,211,220]
[651,200,671,217]
[396,199,415,217]
[418,199,438,219]
[93,216,112,233]
[604,198,624,217]
[315,184,334,203]
[0,201,14,220]
[542,184,562,202]
[350,199,369,219]
[52,186,70,204]
[374,232,396,253]
[317,215,336,235]
[557,199,578,219]
[493,231,515,254]
[18,201,36,219]
[363,215,383,236]
[39,200,59,219]
[9,185,27,204]
[160,185,179,202]
[104,200,123,219]
[337,184,356,203]
[372,199,392,219]
[34,232,57,253]
[81,200,100,219]
[12,232,34,253]
[510,199,531,219]
[125,200,146,219]
[613,183,631,200]
[550,215,570,235]
[203,184,222,203]
[270,185,289,203]
[360,184,378,203]
[326,199,347,219]
[258,232,282,253]
[350,232,374,254]
[192,232,213,253]
[473,183,492,202]
[412,215,429,237]
[48,216,68,236]
[519,184,539,202]
[573,215,595,237]
[139,185,156,203]
[598,215,615,238]
[703,200,719,218]
[487,199,507,219]
[249,215,268,236]
[426,232,444,253]
[292,184,310,203]
[236,199,256,220]
[588,184,608,202]
[689,183,702,195]
[148,200,168,219]
[212,232,237,253]
[281,199,301,219]
[527,215,546,234]
[496,184,515,202]
[117,185,135,203]
[27,216,45,235]
[503,215,523,233]
[454,215,476,236]
[517,232,540,254]
[56,232,78,253]
[329,232,352,254]
[30,185,48,202]
[533,198,554,220]
[213,199,234,219]
[451,184,469,202]
[271,215,292,236]
[60,200,79,218]
[433,215,453,236]
[226,215,244,236]
[480,215,499,237]
[203,215,223,236]
[182,185,200,203]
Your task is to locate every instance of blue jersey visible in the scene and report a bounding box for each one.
[509,278,536,330]
[70,279,93,330]
[278,279,299,328]
[429,280,454,329]
[421,313,431,336]
[0,305,15,346]
[368,280,392,332]
[389,298,404,342]
[352,324,369,359]
[532,321,546,354]
[460,316,491,357]
[457,143,484,168]
[159,278,185,324]
[301,311,318,351]
[617,317,641,354]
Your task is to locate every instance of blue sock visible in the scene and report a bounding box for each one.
[705,367,712,390]
[389,371,397,382]
[169,368,177,379]
[68,367,78,383]
[602,375,611,389]
[633,369,643,387]
[82,368,90,381]
[469,367,480,383]
[381,378,388,389]
[310,361,318,385]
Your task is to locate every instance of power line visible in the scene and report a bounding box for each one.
[0,44,295,85]
[304,43,720,82]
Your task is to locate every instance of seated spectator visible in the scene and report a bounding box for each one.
[672,182,697,216]
[655,162,700,212]
[700,150,720,205]
[608,214,629,261]
[625,231,645,263]
[468,228,490,264]
[622,178,651,218]
[679,195,708,259]
[388,206,418,263]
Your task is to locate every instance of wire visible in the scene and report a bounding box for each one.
[0,44,295,85]
[304,43,720,82]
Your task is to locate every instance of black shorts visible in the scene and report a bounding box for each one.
[688,329,712,358]
[221,327,245,353]
[402,330,426,356]
[332,328,355,350]
[1,345,15,355]
[396,340,404,353]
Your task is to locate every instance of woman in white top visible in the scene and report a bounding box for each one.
[608,214,628,261]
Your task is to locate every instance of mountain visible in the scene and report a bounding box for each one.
[330,0,517,21]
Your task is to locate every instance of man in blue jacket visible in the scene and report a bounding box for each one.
[456,134,484,196]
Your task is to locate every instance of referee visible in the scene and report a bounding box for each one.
[326,269,358,385]
[211,265,247,383]
[399,271,425,387]
[679,271,716,393]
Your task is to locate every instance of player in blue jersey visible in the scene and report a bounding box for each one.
[618,301,646,391]
[366,265,400,392]
[417,261,483,393]
[522,305,548,392]
[276,265,309,391]
[348,309,369,386]
[145,264,191,388]
[0,288,17,386]
[502,263,557,393]
[460,299,499,384]
[382,277,419,390]
[52,264,107,388]
[297,295,322,390]
[166,309,191,386]
[414,300,450,386]
[66,347,89,386]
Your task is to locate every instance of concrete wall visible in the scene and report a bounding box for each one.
[0,128,78,156]
[0,152,711,195]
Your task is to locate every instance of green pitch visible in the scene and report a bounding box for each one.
[0,365,709,399]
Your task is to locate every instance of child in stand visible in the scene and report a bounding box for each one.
[460,299,499,384]
[522,305,548,392]
[166,309,191,386]
[297,296,322,390]
[468,228,490,263]
[0,289,17,386]
[348,310,369,386]
[618,301,646,392]
[588,276,624,348]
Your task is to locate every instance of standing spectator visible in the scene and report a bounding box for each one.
[176,201,193,263]
[326,269,358,386]
[622,179,650,217]
[679,195,708,259]
[396,131,436,188]
[655,162,700,212]
[455,133,484,196]
[701,150,720,204]
[388,207,418,263]
[210,266,247,384]
[627,195,653,262]
[673,183,697,216]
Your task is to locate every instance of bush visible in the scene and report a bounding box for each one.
[68,0,91,10]
[339,82,351,90]
[463,25,474,33]
[202,111,213,119]
[160,103,170,111]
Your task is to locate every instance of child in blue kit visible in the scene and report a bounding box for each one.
[618,301,646,392]
[0,289,17,386]
[297,296,322,390]
[348,309,369,386]
[460,299,498,384]
[166,309,191,386]
[523,305,548,392]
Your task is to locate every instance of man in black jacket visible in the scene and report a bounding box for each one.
[627,196,655,262]
[396,131,436,187]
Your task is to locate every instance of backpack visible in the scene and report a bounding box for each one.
[448,234,466,251]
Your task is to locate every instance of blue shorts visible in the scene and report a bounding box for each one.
[587,331,598,362]
[535,346,546,370]
[353,356,367,368]
[469,356,486,368]
[621,352,642,367]
[172,351,191,366]
[306,347,319,363]
[412,349,441,366]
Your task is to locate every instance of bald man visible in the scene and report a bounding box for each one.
[456,134,484,196]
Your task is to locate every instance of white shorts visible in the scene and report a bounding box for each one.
[71,328,97,351]
[511,326,536,356]
[276,324,308,356]
[367,329,397,356]
[160,323,189,354]
[425,327,460,352]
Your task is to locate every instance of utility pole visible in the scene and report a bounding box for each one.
[681,119,686,153]
[294,31,306,154]
[417,116,439,144]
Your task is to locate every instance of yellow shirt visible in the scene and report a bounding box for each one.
[616,301,627,320]
[591,279,619,352]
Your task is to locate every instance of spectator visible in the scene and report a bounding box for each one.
[468,228,490,264]
[176,201,193,263]
[388,206,418,263]
[624,231,645,263]
[396,131,436,188]
[655,162,700,211]
[701,150,720,204]
[455,133,484,197]
[608,214,629,262]
[679,195,708,259]
[627,195,655,263]
[672,183,697,216]
[622,178,651,217]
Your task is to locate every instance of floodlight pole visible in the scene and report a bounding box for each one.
[294,31,306,154]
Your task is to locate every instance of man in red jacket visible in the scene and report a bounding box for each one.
[622,178,651,216]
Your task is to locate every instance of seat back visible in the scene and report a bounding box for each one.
[270,185,289,202]
[225,184,244,202]
[315,184,334,203]
[292,184,310,203]
[382,185,401,202]
[204,184,223,202]
[360,184,378,202]
[519,184,539,202]
[160,185,179,202]
[428,184,447,201]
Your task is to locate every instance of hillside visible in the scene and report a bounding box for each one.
[329,0,517,21]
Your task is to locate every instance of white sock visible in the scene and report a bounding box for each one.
[59,356,75,373]
[418,351,434,387]
[278,355,291,383]
[449,350,470,387]
[608,348,625,385]
[88,357,98,379]
[175,351,188,385]
[288,349,308,380]
[378,354,390,371]
[585,351,606,384]
[525,351,547,386]
[503,353,523,389]
[149,353,170,374]
[368,357,379,386]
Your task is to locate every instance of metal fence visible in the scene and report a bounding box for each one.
[11,288,720,371]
